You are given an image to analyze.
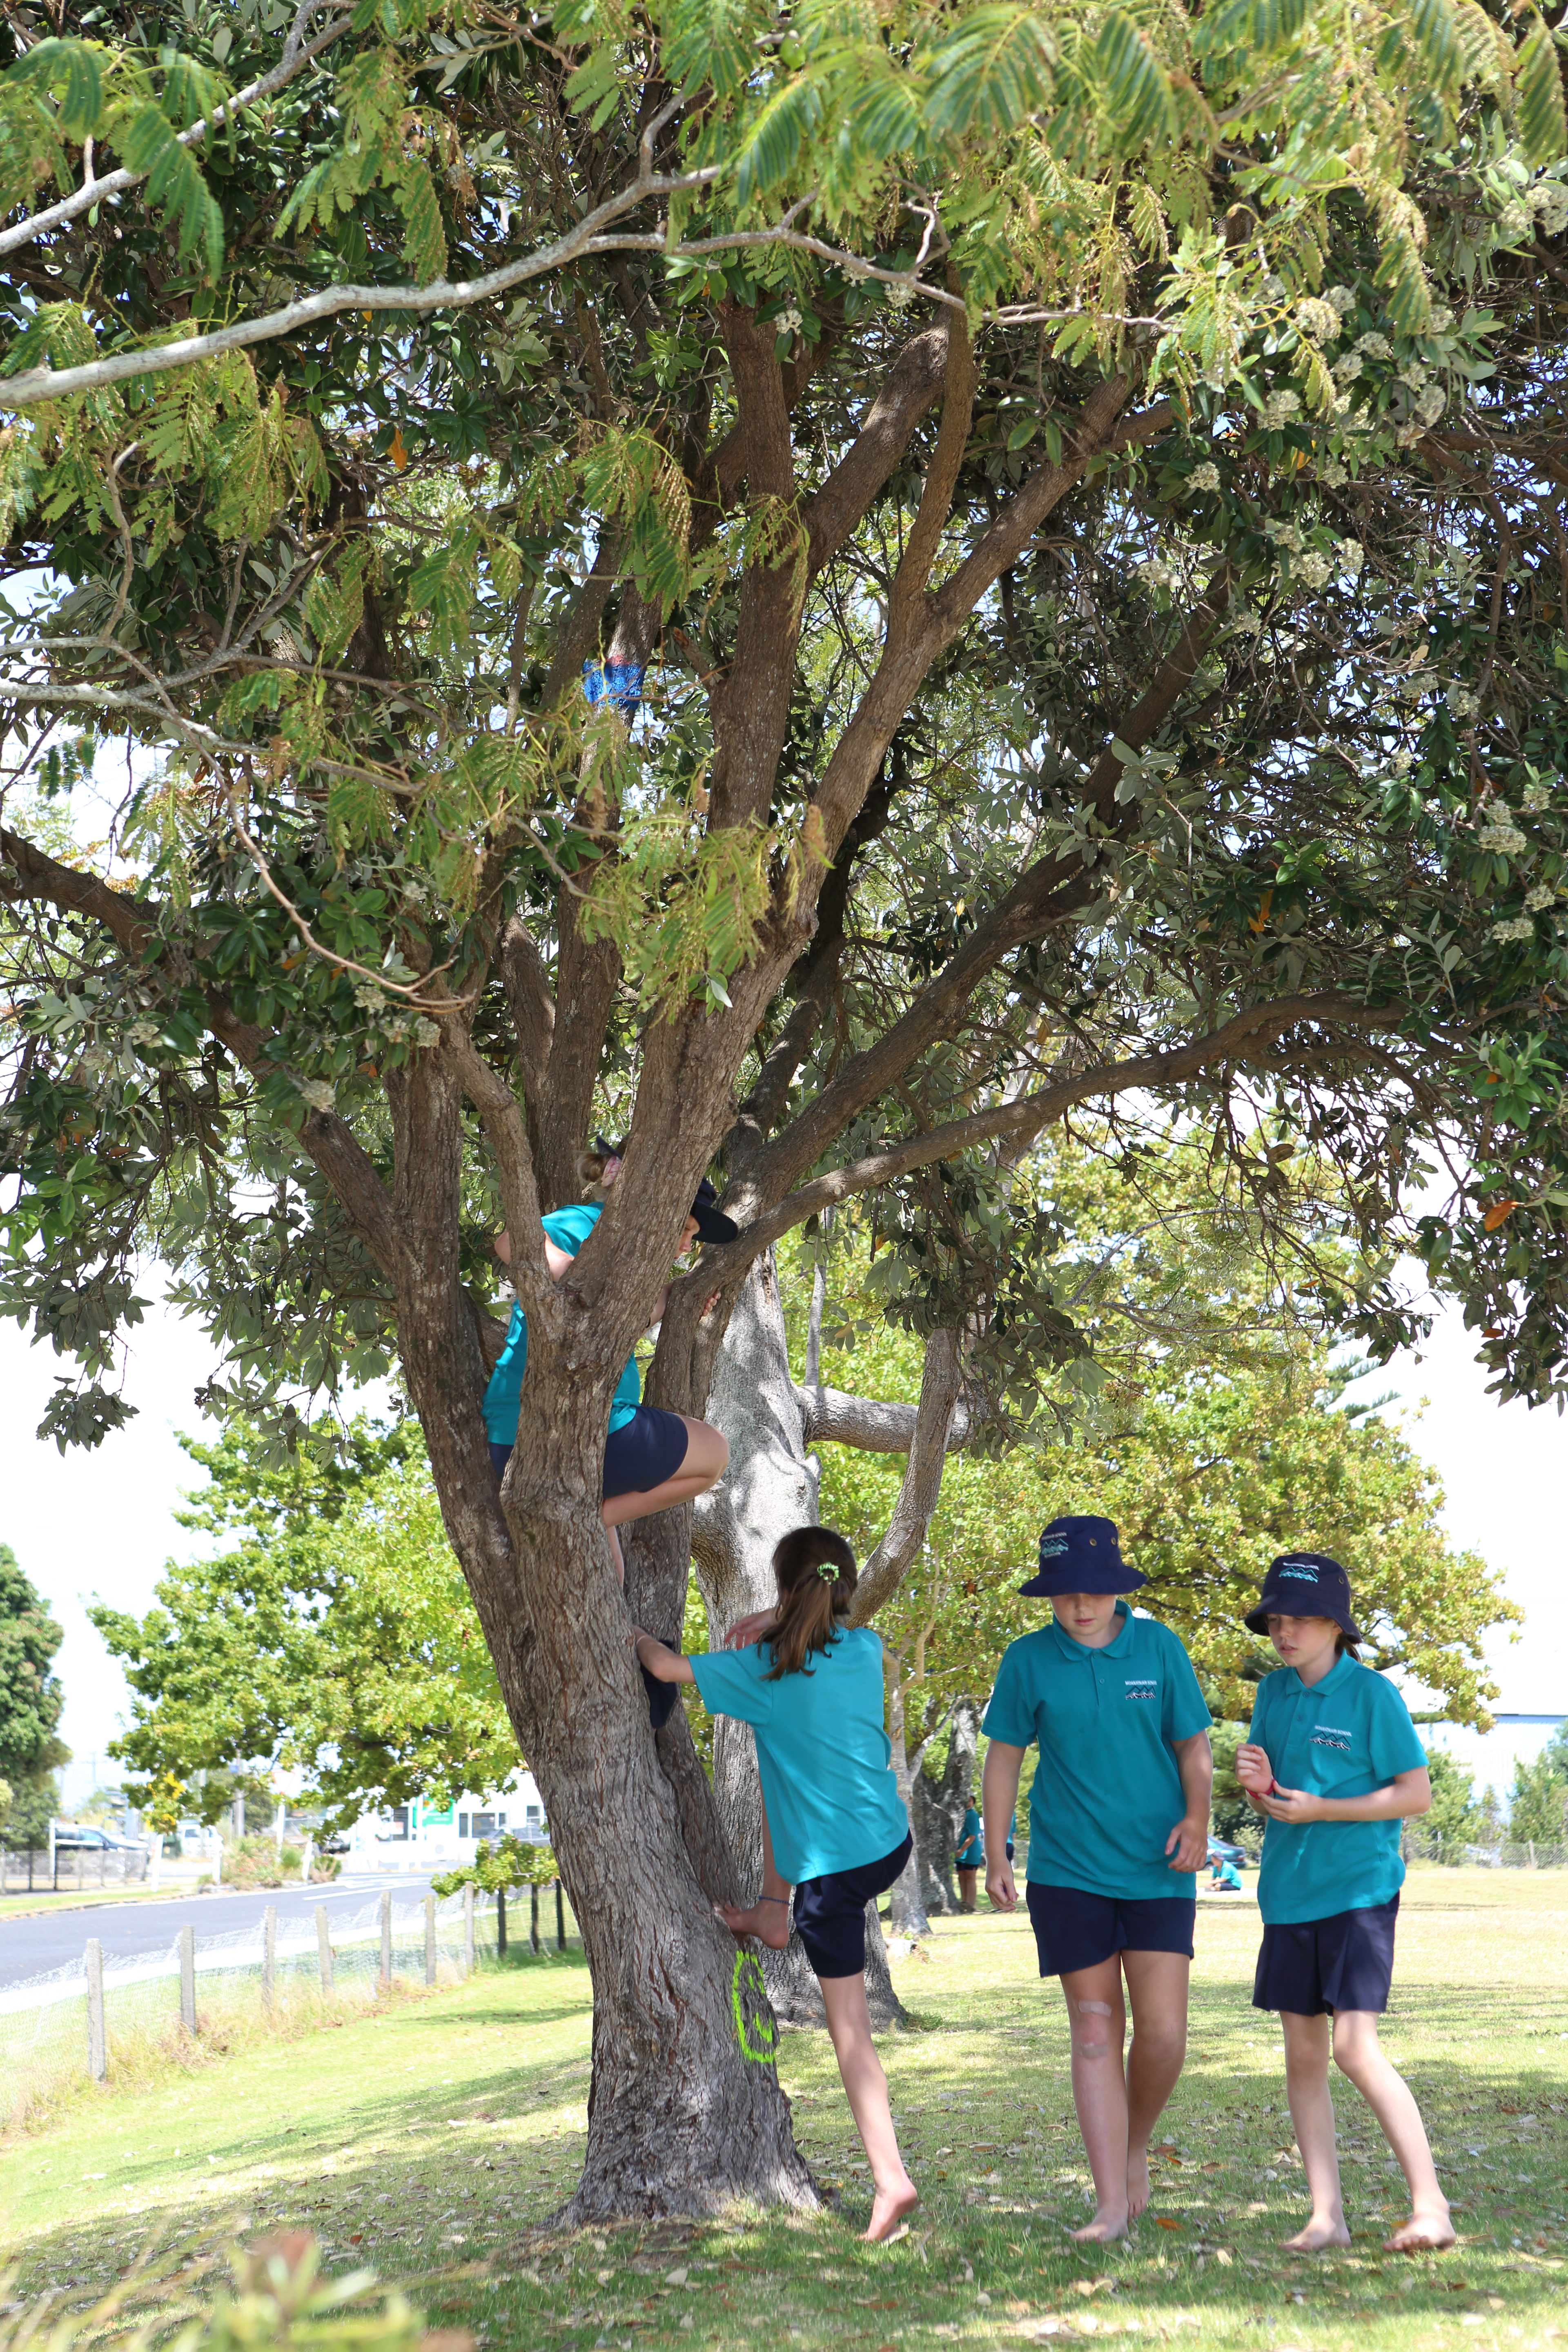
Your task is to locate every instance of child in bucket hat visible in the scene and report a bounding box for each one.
[1236,1552,1453,2255]
[981,1516,1214,2241]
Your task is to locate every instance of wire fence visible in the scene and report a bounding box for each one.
[1402,1829,1568,1868]
[0,1880,580,2129]
[0,1845,152,1895]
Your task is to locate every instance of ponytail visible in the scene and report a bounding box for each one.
[576,1137,625,1199]
[761,1526,857,1679]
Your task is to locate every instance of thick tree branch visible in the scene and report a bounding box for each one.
[444,1030,555,1333]
[847,1329,962,1624]
[739,560,1234,1205]
[801,329,949,579]
[886,311,977,647]
[697,992,1407,1285]
[800,1381,977,1455]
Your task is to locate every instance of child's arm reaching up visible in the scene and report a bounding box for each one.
[632,1630,696,1685]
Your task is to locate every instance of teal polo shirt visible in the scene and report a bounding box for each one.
[983,1606,1213,1900]
[481,1203,641,1446]
[1248,1652,1427,1924]
[689,1628,909,1885]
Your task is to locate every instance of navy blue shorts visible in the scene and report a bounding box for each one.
[1026,1882,1196,1977]
[1252,1895,1399,2016]
[489,1405,689,1500]
[794,1835,913,1979]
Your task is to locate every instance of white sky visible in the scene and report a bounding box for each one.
[2,1268,1562,1803]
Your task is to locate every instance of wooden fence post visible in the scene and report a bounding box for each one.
[555,1879,566,1952]
[424,1891,437,1985]
[316,1905,334,1998]
[463,1882,475,1976]
[85,1938,106,2082]
[263,1905,276,2010]
[380,1888,392,1992]
[530,1882,540,1954]
[180,1923,197,2033]
[497,1888,507,1957]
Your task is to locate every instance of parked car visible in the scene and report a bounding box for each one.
[1207,1835,1248,1868]
[318,1831,351,1855]
[53,1825,143,1853]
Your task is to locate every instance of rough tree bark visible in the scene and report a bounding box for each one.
[908,1698,982,1918]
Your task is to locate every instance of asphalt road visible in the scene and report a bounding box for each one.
[0,1872,438,1987]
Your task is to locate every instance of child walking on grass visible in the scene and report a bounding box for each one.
[633,1526,918,2243]
[982,1516,1214,2243]
[1236,1551,1453,2256]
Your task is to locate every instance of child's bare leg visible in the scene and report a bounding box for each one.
[599,1512,625,1582]
[1121,1951,1191,2220]
[717,1797,791,1949]
[820,1970,918,2241]
[1060,1958,1130,2240]
[1330,2011,1453,2252]
[1281,2010,1350,2249]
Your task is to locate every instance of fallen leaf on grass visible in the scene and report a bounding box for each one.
[1153,2218,1180,2232]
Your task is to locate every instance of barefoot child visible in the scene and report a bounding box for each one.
[1235,1552,1452,2256]
[982,1516,1213,2242]
[633,1526,918,2242]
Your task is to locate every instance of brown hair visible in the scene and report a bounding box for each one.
[575,1139,626,1199]
[1335,1631,1361,1659]
[760,1526,857,1679]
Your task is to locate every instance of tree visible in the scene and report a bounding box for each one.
[92,1417,520,1824]
[0,1543,69,1850]
[1507,1748,1568,1846]
[4,0,1568,2218]
[1421,1746,1484,1855]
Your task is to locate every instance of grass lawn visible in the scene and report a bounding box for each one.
[2,1866,1564,2350]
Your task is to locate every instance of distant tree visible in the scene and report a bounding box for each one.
[1507,1750,1568,1846]
[1422,1747,1484,1854]
[91,1419,520,1828]
[0,1544,69,1850]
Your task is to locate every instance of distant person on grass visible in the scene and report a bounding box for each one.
[633,1526,918,2243]
[1209,1855,1244,1892]
[981,1516,1214,2243]
[1236,1552,1454,2256]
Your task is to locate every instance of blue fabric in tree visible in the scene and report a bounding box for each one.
[582,659,646,715]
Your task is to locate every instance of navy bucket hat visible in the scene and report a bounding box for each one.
[1018,1514,1147,1597]
[1244,1551,1363,1642]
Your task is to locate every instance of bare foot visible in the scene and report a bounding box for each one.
[863,2176,920,2242]
[1383,2207,1455,2255]
[1127,2147,1152,2221]
[1284,2216,1352,2252]
[716,1899,791,1950]
[1071,2210,1129,2243]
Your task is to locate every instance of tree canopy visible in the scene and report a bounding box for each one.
[0,1541,69,1847]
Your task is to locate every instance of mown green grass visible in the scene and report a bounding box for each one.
[3,1869,1565,2351]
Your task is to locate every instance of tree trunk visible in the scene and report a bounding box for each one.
[694,1250,907,2029]
[884,1650,931,1938]
[908,1697,980,1918]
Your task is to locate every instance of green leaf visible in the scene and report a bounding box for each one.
[157,49,229,132]
[924,6,1057,136]
[1092,9,1176,145]
[120,99,224,277]
[733,69,823,204]
[1405,0,1463,103]
[6,37,107,138]
[664,0,769,100]
[1197,0,1308,56]
[391,154,447,283]
[1517,12,1567,165]
[1375,228,1432,332]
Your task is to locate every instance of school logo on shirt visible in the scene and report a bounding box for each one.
[1124,1677,1158,1700]
[1310,1722,1355,1754]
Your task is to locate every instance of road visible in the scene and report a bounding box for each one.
[0,1872,438,1987]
